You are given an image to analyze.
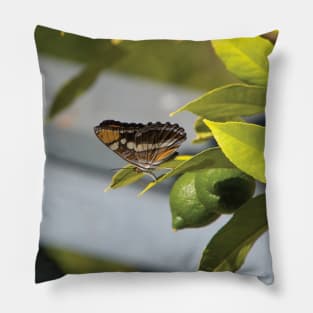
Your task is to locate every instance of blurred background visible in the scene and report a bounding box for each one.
[35,26,272,281]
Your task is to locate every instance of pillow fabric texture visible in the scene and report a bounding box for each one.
[34,25,278,284]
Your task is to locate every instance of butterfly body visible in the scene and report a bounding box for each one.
[94,120,186,178]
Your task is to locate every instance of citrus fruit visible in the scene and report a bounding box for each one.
[195,168,255,214]
[169,172,220,230]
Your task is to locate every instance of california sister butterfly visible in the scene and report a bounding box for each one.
[94,120,187,180]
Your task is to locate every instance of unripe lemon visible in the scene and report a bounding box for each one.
[169,172,220,230]
[195,168,255,214]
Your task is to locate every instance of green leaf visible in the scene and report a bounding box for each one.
[170,84,266,120]
[199,194,268,272]
[45,246,135,273]
[106,157,185,191]
[111,39,239,91]
[211,36,274,86]
[106,148,233,194]
[192,117,213,144]
[192,116,244,144]
[105,164,144,191]
[204,120,265,183]
[35,25,124,64]
[138,147,234,196]
[35,25,239,91]
[192,133,213,144]
[48,64,103,119]
[47,47,124,119]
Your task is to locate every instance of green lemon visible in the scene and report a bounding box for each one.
[195,168,255,214]
[169,172,220,230]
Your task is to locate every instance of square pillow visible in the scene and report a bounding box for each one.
[34,25,278,284]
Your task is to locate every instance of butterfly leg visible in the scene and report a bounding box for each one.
[143,170,157,181]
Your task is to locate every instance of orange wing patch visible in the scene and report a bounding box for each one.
[96,129,120,144]
[154,147,176,162]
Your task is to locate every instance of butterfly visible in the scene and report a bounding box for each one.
[94,120,187,180]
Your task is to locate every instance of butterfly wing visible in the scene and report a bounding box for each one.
[94,120,145,168]
[94,120,186,170]
[134,122,186,169]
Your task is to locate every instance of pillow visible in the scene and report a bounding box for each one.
[34,25,278,284]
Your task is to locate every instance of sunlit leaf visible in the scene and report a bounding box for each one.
[192,132,214,144]
[192,116,244,144]
[105,165,144,191]
[211,36,274,86]
[199,194,268,272]
[204,120,265,182]
[170,84,266,120]
[138,147,234,196]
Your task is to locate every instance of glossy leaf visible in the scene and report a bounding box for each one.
[211,36,274,86]
[204,120,265,183]
[170,84,266,120]
[199,194,268,272]
[193,116,244,144]
[138,147,234,196]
